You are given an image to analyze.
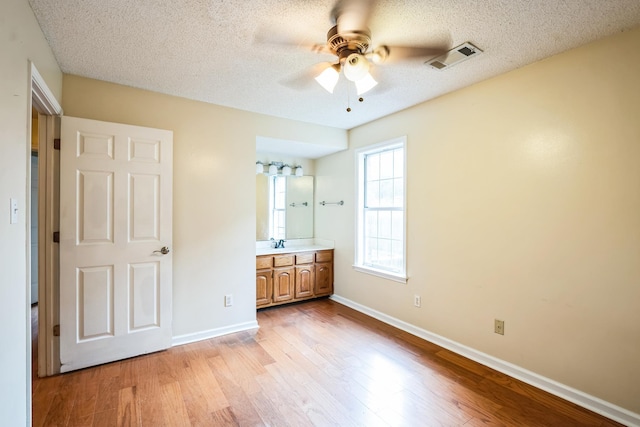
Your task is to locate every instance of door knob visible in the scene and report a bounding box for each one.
[153,246,170,255]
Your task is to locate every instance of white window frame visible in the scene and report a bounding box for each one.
[270,175,286,240]
[354,136,407,283]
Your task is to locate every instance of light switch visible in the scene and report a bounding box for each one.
[10,198,18,224]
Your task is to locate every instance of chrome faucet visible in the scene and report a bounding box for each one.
[271,238,286,249]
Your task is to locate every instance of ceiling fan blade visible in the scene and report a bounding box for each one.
[253,29,333,55]
[279,62,335,91]
[374,44,449,64]
[331,0,377,34]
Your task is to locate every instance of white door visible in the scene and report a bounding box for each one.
[59,116,173,373]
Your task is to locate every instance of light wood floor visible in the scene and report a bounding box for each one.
[32,299,622,426]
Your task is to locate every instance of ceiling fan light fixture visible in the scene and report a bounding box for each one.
[355,72,378,95]
[369,46,390,64]
[343,53,370,82]
[315,64,341,93]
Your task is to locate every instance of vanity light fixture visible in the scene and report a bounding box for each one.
[257,161,301,176]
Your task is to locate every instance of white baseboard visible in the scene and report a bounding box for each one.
[330,294,640,427]
[171,320,259,347]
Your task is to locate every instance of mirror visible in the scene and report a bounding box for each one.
[256,174,314,241]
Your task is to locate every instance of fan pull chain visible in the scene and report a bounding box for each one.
[346,87,351,112]
[345,86,364,113]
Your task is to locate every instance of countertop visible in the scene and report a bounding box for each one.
[256,245,334,256]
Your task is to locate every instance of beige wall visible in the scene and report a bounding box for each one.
[1,0,63,424]
[62,75,346,339]
[316,27,640,414]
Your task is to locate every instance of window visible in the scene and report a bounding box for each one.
[355,137,407,282]
[270,175,286,240]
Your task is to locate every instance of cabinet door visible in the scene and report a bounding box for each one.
[315,262,333,296]
[256,269,273,308]
[273,267,294,303]
[295,265,315,299]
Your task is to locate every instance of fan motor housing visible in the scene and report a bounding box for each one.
[326,25,371,60]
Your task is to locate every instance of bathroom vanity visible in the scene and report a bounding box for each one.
[256,247,333,308]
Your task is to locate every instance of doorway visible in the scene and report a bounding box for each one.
[29,62,63,382]
[31,108,39,308]
[30,108,39,380]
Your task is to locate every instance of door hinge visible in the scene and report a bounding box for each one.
[53,138,60,150]
[53,231,59,243]
[53,324,60,337]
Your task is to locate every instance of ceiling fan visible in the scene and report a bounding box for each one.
[308,0,449,96]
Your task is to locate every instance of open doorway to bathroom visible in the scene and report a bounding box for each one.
[30,107,39,378]
[30,63,63,381]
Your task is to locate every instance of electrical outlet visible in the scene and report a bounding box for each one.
[494,319,505,335]
[414,295,421,308]
[224,294,233,307]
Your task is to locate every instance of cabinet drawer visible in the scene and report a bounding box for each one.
[256,256,272,270]
[273,255,294,267]
[315,250,333,263]
[296,252,314,265]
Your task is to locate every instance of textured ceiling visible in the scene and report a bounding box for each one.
[28,0,640,130]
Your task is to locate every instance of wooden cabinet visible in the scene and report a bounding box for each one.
[256,249,333,308]
[315,262,333,296]
[295,265,314,298]
[256,269,272,308]
[273,267,294,303]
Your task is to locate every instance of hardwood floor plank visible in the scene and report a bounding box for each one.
[270,335,389,425]
[91,409,117,427]
[207,355,265,426]
[481,371,604,426]
[263,361,344,426]
[159,381,191,426]
[176,365,213,426]
[253,371,320,426]
[41,370,81,426]
[210,406,240,426]
[463,415,509,426]
[116,386,141,426]
[217,341,265,396]
[67,372,99,426]
[32,299,624,427]
[32,374,62,427]
[137,357,165,426]
[190,357,229,412]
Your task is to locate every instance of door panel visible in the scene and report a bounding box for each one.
[78,265,113,340]
[60,116,173,372]
[129,261,160,330]
[78,170,113,244]
[130,174,160,241]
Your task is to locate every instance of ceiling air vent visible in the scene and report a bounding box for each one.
[425,42,482,70]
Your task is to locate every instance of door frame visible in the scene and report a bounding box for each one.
[28,62,63,383]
